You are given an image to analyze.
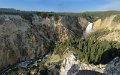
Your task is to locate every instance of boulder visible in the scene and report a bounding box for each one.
[104,57,120,75]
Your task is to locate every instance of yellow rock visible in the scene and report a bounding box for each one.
[93,15,117,31]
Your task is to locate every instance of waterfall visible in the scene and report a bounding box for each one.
[83,22,93,37]
[85,22,93,34]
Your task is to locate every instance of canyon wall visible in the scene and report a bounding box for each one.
[0,14,88,69]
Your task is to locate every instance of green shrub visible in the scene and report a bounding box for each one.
[39,63,48,75]
[53,40,74,57]
[113,15,120,23]
[39,63,47,71]
[54,14,59,21]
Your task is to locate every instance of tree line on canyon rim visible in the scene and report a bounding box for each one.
[1,8,120,22]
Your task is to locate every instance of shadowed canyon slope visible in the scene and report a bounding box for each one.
[0,14,87,69]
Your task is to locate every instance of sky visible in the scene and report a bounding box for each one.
[0,0,120,12]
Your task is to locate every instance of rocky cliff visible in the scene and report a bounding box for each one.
[45,15,120,75]
[93,15,120,42]
[0,14,87,70]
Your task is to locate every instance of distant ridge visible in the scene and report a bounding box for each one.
[0,8,35,15]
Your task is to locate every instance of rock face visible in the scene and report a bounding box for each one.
[60,54,80,75]
[104,57,120,75]
[76,70,106,75]
[60,54,106,75]
[0,14,86,69]
[93,15,116,31]
[93,15,120,42]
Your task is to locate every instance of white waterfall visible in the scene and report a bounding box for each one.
[83,22,93,37]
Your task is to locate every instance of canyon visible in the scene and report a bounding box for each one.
[0,13,87,74]
[0,9,120,75]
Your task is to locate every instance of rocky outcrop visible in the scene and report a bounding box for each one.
[104,57,120,75]
[60,53,106,75]
[60,54,80,75]
[0,14,86,69]
[76,70,106,75]
[60,54,120,75]
[63,56,120,75]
